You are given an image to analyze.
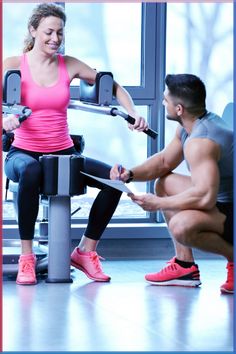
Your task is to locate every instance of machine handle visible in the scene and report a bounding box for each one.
[68,101,158,140]
[2,104,32,134]
[2,104,32,122]
[18,107,32,123]
[111,108,158,140]
[125,115,157,140]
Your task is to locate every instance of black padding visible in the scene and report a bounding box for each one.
[39,155,58,195]
[70,155,87,196]
[80,72,113,105]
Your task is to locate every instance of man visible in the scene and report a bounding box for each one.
[110,74,233,294]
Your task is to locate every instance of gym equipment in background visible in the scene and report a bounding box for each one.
[2,70,157,281]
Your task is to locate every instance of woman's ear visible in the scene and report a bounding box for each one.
[29,25,36,38]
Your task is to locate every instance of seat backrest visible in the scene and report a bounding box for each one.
[221,102,234,131]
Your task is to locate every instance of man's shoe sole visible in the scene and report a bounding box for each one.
[146,279,201,287]
[220,287,234,294]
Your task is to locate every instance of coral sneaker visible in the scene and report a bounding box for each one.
[145,258,201,287]
[16,254,37,285]
[220,262,234,294]
[71,247,111,282]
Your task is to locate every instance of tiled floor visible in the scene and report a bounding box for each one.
[3,259,234,352]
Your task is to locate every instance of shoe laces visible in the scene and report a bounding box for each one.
[160,262,178,274]
[89,252,105,273]
[19,260,35,275]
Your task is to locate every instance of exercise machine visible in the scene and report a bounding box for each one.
[2,69,158,282]
[2,70,32,124]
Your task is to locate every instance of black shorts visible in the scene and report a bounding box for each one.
[216,202,234,245]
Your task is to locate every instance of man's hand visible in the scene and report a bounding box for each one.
[128,193,159,212]
[3,114,20,132]
[110,164,130,182]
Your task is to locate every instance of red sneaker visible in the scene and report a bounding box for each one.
[145,258,201,287]
[220,262,234,294]
[71,247,111,282]
[16,254,37,285]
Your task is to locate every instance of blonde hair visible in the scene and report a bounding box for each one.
[23,3,66,53]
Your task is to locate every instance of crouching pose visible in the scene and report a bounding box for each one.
[111,74,233,294]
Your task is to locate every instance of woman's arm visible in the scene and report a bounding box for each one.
[65,55,148,130]
[113,81,148,131]
[3,56,21,72]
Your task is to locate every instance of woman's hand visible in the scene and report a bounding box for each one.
[112,82,148,132]
[127,111,149,132]
[3,114,20,132]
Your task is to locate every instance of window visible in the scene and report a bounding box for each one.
[64,3,142,86]
[165,3,233,147]
[165,3,233,176]
[3,3,39,58]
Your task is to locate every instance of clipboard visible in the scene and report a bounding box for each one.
[80,172,133,194]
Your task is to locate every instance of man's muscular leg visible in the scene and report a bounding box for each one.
[156,173,233,261]
[155,172,195,262]
[168,208,233,261]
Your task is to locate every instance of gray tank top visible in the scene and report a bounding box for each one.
[180,112,233,203]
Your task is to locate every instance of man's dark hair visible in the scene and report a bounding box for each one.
[165,74,206,116]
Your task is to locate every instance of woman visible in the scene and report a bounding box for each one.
[3,3,148,285]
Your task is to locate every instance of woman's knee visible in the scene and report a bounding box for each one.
[101,185,122,200]
[20,160,42,185]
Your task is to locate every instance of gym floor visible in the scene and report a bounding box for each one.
[3,258,233,352]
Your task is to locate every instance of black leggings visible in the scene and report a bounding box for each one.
[5,146,122,241]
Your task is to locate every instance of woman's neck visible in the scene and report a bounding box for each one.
[26,48,57,66]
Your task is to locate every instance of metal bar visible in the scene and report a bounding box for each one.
[68,100,113,115]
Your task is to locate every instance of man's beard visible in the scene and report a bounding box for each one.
[166,114,183,125]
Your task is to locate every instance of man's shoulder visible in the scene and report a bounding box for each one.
[185,137,220,163]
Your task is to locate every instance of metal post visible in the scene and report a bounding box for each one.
[46,196,72,283]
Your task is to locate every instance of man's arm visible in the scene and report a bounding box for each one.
[110,126,184,181]
[130,138,220,211]
[178,138,220,209]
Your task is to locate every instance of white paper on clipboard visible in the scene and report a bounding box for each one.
[80,172,133,194]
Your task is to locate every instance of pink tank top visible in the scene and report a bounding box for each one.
[13,53,73,152]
